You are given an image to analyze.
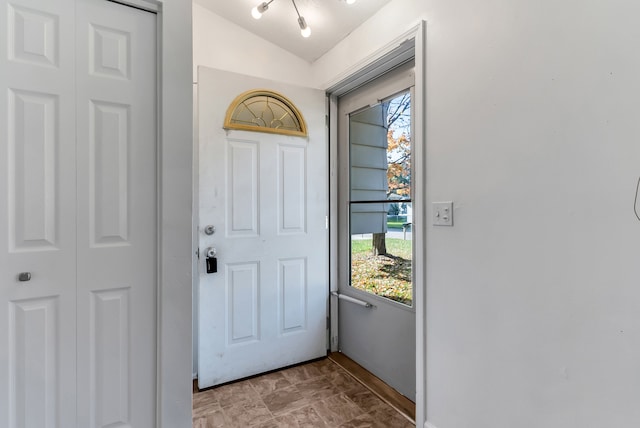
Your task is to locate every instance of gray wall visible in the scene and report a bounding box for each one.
[156,0,193,426]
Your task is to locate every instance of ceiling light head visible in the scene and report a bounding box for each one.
[346,0,356,4]
[298,16,311,38]
[251,2,269,19]
[252,0,310,38]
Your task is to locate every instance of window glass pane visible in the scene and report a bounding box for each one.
[230,95,302,132]
[350,202,413,306]
[349,91,412,306]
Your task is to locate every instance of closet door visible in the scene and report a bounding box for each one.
[0,1,158,427]
[0,0,78,426]
[75,0,157,427]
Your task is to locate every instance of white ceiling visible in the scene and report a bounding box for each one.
[194,0,392,63]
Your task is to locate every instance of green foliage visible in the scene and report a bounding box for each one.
[387,220,407,229]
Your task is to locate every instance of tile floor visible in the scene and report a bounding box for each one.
[193,358,415,427]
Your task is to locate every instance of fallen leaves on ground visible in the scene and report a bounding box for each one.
[351,238,412,306]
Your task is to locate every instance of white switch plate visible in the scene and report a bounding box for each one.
[433,201,454,226]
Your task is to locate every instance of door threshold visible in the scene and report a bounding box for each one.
[328,351,416,422]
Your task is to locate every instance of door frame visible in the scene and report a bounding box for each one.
[327,21,427,427]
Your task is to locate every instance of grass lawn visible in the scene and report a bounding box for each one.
[351,238,412,306]
[387,220,407,229]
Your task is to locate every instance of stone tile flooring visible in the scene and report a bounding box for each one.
[193,358,414,427]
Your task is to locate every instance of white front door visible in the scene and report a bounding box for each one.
[197,67,328,387]
[0,0,157,426]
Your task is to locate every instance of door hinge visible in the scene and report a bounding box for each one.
[326,317,330,329]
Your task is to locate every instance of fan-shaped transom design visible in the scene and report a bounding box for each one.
[224,89,308,137]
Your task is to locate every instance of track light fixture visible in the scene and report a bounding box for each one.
[290,0,310,38]
[251,0,274,19]
[250,0,355,38]
[297,16,311,38]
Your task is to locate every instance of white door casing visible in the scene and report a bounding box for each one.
[0,0,157,426]
[197,67,328,387]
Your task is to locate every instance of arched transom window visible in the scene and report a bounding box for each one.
[224,89,308,137]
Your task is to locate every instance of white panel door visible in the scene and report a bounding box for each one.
[0,0,77,425]
[74,1,157,427]
[198,67,328,387]
[0,0,157,427]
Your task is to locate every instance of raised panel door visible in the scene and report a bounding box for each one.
[75,1,157,427]
[0,1,157,427]
[197,67,328,387]
[0,0,77,426]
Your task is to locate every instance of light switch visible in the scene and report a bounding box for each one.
[433,201,453,226]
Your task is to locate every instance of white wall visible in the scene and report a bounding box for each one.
[318,0,640,427]
[193,2,313,86]
[312,0,428,88]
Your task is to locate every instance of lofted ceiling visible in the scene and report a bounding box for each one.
[194,0,392,63]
